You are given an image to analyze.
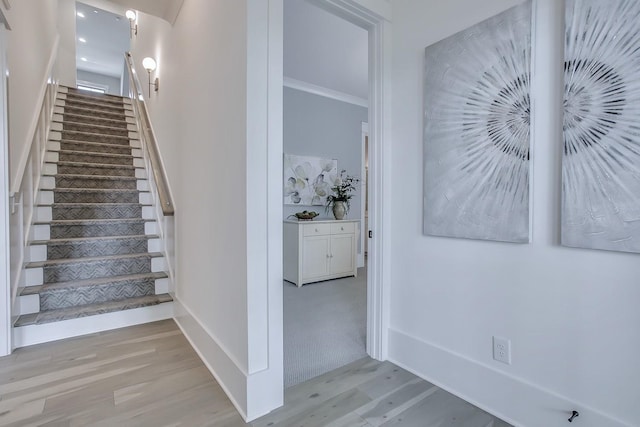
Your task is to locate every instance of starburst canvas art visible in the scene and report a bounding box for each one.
[562,0,640,253]
[423,1,532,242]
[284,154,337,206]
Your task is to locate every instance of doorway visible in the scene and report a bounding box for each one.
[282,0,372,387]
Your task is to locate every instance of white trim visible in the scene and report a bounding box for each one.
[283,76,368,108]
[359,121,368,268]
[173,297,248,420]
[389,329,634,427]
[313,0,392,361]
[0,27,9,356]
[13,302,174,348]
[10,35,59,195]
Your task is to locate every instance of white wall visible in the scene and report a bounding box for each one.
[56,0,77,88]
[7,0,59,183]
[388,1,640,426]
[130,0,283,420]
[283,87,366,221]
[77,69,121,96]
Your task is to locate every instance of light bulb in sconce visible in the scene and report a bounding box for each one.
[126,10,137,37]
[142,57,156,72]
[142,57,159,97]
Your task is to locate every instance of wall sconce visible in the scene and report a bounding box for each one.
[142,57,159,97]
[125,10,137,38]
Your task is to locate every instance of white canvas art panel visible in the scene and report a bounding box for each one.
[284,154,337,206]
[562,0,640,253]
[423,1,532,243]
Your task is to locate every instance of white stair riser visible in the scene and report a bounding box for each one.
[142,206,155,219]
[148,238,162,253]
[137,180,149,191]
[45,151,59,163]
[151,257,166,273]
[133,158,145,168]
[48,141,61,151]
[36,206,53,222]
[13,302,174,348]
[155,278,170,294]
[51,122,63,132]
[131,148,142,158]
[17,294,40,315]
[43,163,57,175]
[130,140,141,149]
[24,268,44,287]
[40,176,55,190]
[50,131,62,141]
[139,192,152,204]
[145,221,158,235]
[38,191,54,206]
[135,168,147,179]
[28,245,47,262]
[31,224,51,241]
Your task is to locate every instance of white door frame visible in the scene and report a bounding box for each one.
[284,0,391,360]
[0,24,10,357]
[359,121,368,268]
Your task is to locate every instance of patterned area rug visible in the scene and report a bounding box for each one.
[284,267,367,387]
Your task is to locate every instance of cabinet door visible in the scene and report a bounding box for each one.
[329,234,355,275]
[302,235,330,279]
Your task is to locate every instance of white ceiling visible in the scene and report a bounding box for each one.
[74,0,368,94]
[284,0,369,100]
[106,0,184,24]
[75,1,130,78]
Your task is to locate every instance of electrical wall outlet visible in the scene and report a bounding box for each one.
[493,336,511,364]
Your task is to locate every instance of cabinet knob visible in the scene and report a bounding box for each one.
[341,227,344,231]
[315,228,318,232]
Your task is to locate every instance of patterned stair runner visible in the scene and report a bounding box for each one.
[15,87,172,326]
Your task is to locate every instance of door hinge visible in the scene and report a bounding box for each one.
[368,230,373,238]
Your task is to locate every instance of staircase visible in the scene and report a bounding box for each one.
[14,86,173,346]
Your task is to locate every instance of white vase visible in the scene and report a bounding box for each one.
[332,201,346,220]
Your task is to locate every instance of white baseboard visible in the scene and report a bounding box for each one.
[172,297,249,421]
[13,302,174,348]
[388,328,633,427]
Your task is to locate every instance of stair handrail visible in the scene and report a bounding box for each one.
[123,52,174,216]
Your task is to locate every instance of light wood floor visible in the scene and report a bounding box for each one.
[0,320,510,426]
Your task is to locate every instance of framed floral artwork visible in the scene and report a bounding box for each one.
[284,154,337,206]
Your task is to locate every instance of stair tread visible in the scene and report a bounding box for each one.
[47,174,140,181]
[58,98,127,111]
[21,272,168,296]
[65,87,129,101]
[59,129,135,140]
[35,219,153,228]
[30,234,159,246]
[26,251,164,268]
[54,160,140,169]
[59,105,127,118]
[56,149,136,158]
[40,202,151,207]
[53,187,142,193]
[58,112,131,125]
[58,121,131,133]
[64,95,128,108]
[14,294,173,326]
[56,139,138,150]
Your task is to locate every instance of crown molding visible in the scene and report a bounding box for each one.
[283,76,368,108]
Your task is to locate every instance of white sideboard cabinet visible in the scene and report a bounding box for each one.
[283,219,358,287]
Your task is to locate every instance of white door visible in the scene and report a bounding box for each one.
[302,235,330,280]
[329,234,355,275]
